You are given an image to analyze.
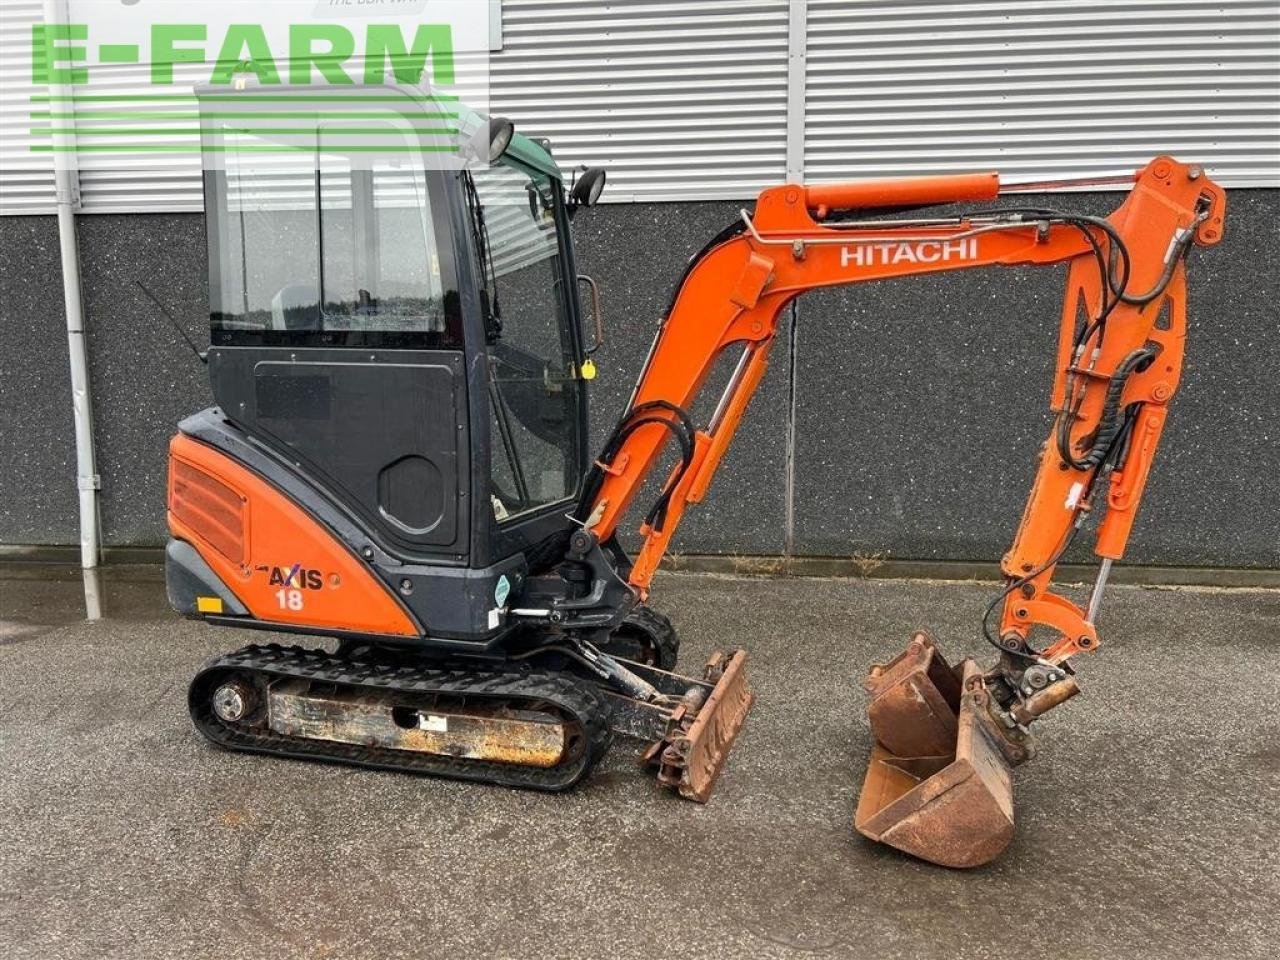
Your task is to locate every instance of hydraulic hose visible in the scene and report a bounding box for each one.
[1057,346,1156,472]
[1082,347,1156,469]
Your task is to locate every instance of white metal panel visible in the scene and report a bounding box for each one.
[4,1,1278,214]
[69,56,492,214]
[0,2,57,213]
[804,0,1280,188]
[69,60,208,213]
[489,0,791,201]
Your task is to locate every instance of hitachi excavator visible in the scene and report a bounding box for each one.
[166,83,1225,867]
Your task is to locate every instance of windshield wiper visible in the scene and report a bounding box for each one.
[462,171,503,343]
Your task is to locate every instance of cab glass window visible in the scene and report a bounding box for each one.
[206,125,461,348]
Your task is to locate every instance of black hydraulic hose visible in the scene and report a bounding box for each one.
[629,400,697,446]
[984,386,1144,662]
[660,220,748,323]
[1067,222,1124,348]
[1057,346,1155,471]
[1108,404,1142,472]
[1051,212,1197,469]
[624,401,699,532]
[1116,226,1197,306]
[576,400,698,523]
[577,415,690,516]
[1067,213,1133,308]
[971,204,1191,663]
[965,207,1132,342]
[981,525,1081,662]
[1082,348,1156,468]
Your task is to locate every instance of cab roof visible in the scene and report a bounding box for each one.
[193,81,561,181]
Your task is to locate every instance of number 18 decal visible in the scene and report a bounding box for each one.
[264,563,322,612]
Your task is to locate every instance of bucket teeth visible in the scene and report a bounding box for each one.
[650,649,754,802]
[856,642,1017,868]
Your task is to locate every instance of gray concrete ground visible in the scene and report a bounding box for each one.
[1,567,1276,960]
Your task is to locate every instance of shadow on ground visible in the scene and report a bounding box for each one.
[1,568,1276,960]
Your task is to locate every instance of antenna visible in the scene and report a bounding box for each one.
[134,280,207,364]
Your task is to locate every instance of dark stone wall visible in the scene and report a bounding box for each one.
[0,217,78,544]
[785,189,1280,567]
[2,189,1277,567]
[75,215,215,546]
[571,202,792,556]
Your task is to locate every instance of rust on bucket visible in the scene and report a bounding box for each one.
[856,650,1016,869]
[864,631,962,758]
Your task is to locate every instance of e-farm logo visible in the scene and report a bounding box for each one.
[24,1,488,161]
[31,21,455,87]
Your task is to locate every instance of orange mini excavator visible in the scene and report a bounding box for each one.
[166,84,1224,866]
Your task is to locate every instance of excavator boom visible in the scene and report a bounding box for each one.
[574,156,1225,862]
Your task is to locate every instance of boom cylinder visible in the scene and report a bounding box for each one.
[804,172,999,215]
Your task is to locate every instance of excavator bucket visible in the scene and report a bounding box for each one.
[855,634,1015,868]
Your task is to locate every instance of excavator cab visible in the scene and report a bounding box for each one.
[168,84,753,801]
[193,86,592,630]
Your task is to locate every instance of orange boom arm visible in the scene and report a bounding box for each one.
[579,157,1225,663]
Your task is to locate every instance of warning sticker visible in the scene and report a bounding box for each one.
[418,714,449,733]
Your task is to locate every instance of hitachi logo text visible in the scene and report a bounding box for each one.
[841,237,979,268]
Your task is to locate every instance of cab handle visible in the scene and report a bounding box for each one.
[578,274,605,355]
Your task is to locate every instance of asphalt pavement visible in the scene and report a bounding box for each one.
[1,566,1276,960]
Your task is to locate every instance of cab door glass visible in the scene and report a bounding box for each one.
[210,144,320,334]
[467,163,582,521]
[318,145,449,334]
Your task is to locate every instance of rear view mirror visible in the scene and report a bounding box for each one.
[569,167,607,209]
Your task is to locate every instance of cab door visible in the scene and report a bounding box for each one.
[463,160,589,560]
[203,128,472,560]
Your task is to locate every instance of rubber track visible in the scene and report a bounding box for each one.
[189,643,613,792]
[598,605,680,671]
[618,605,680,671]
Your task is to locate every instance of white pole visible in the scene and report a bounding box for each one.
[44,0,101,618]
[784,0,808,183]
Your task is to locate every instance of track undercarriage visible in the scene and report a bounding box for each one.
[188,620,754,801]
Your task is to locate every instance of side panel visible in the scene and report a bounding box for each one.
[209,347,470,558]
[167,433,419,637]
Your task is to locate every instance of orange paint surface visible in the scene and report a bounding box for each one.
[167,433,419,637]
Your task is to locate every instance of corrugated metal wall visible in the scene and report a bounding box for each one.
[803,0,1280,183]
[1,0,1277,214]
[67,57,210,213]
[0,2,58,213]
[490,0,791,200]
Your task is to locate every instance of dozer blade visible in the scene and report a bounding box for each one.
[647,650,755,802]
[855,638,1015,868]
